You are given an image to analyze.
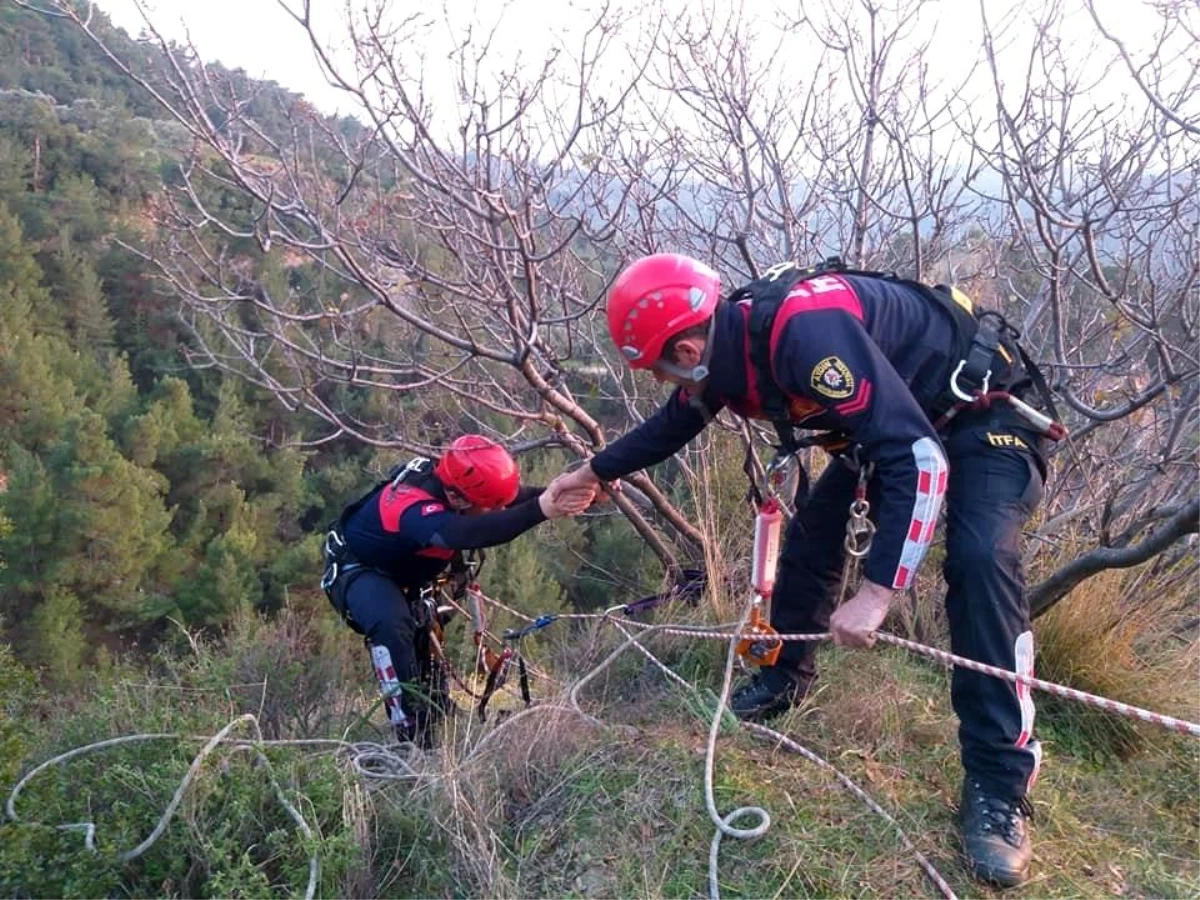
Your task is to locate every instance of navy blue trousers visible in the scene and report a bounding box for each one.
[336,570,430,727]
[771,408,1045,799]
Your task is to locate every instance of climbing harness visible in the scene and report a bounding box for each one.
[741,256,1069,447]
[420,578,548,723]
[471,591,554,721]
[319,456,437,618]
[932,304,1069,439]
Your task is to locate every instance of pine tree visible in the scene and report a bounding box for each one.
[26,586,86,682]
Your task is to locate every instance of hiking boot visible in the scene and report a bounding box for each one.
[959,779,1033,887]
[728,669,808,721]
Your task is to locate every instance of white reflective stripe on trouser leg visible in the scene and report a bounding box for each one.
[1025,740,1042,793]
[1013,630,1041,791]
[370,643,409,726]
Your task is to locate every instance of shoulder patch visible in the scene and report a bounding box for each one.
[420,502,446,516]
[811,356,855,400]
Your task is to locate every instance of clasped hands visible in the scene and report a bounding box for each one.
[538,463,607,519]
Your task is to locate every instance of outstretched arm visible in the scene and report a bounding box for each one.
[404,482,594,552]
[556,385,721,491]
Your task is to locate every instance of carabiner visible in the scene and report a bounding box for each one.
[844,497,876,558]
[950,360,991,402]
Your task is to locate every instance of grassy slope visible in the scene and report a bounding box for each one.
[446,639,1198,900]
[2,603,1197,899]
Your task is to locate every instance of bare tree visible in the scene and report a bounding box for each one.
[18,0,1197,611]
[14,0,715,571]
[971,0,1198,613]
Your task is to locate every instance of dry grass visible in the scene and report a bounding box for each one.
[8,566,1193,900]
[340,477,1198,898]
[11,439,1195,899]
[1035,566,1200,756]
[375,629,1194,899]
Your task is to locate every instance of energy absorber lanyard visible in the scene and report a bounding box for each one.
[737,464,787,666]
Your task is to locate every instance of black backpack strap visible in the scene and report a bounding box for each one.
[914,283,1062,431]
[1012,339,1063,424]
[741,262,831,452]
[747,308,797,451]
[337,457,433,529]
[743,256,878,451]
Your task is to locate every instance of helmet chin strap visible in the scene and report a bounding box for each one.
[653,316,718,382]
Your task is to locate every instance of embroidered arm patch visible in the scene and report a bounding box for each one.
[810,356,856,400]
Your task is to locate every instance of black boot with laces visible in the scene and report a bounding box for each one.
[728,668,810,721]
[959,779,1033,887]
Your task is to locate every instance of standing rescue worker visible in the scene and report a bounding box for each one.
[553,253,1061,887]
[321,435,594,746]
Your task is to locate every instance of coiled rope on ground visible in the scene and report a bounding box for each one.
[7,600,1197,900]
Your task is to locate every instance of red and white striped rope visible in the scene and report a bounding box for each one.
[623,622,1200,739]
[873,632,1200,739]
[471,592,1200,739]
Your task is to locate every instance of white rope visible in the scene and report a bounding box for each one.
[17,585,1188,900]
[2,715,437,900]
[695,607,772,900]
[579,612,953,900]
[740,720,958,899]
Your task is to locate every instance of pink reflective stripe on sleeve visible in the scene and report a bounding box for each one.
[891,436,947,589]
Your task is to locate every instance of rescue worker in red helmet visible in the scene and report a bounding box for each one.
[555,252,1054,888]
[321,435,595,746]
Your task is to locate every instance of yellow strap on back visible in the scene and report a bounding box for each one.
[950,286,974,314]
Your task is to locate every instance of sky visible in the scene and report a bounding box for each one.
[92,0,1182,123]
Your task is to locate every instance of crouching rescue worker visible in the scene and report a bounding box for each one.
[321,435,594,746]
[552,253,1065,887]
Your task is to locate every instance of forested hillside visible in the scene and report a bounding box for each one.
[0,3,658,680]
[0,3,338,669]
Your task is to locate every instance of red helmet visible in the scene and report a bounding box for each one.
[434,435,520,509]
[606,253,721,369]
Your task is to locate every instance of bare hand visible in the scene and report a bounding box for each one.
[829,581,894,649]
[552,463,602,494]
[539,472,598,519]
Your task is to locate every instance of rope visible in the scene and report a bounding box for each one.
[577,614,956,900]
[509,596,1196,894]
[872,632,1200,738]
[15,590,1192,900]
[740,720,958,900]
[612,621,1200,739]
[697,609,771,900]
[3,715,436,899]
